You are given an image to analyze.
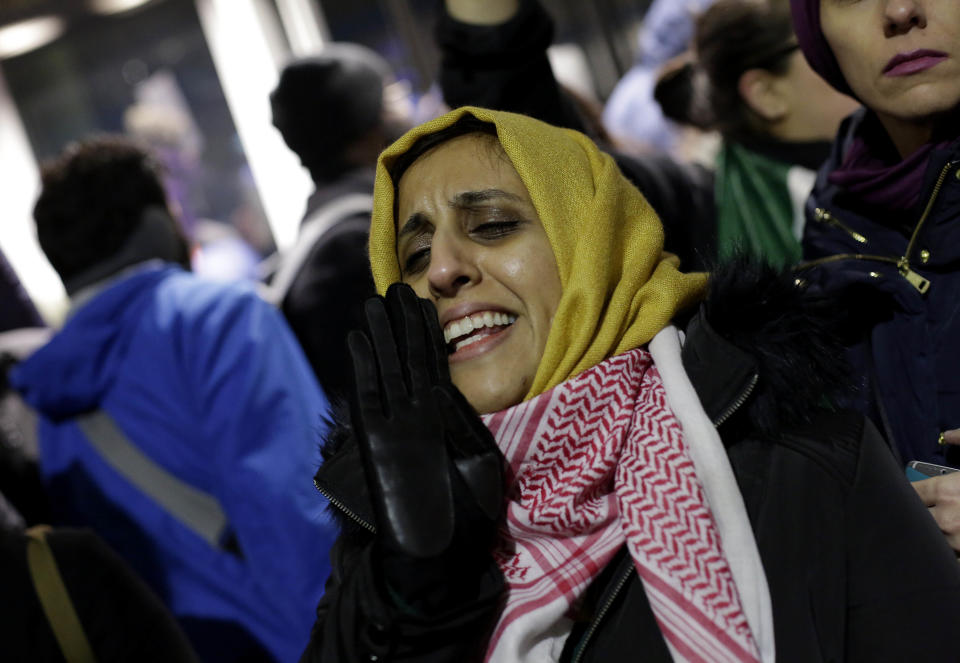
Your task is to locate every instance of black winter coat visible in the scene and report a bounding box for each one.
[280,168,376,400]
[300,263,960,662]
[800,108,960,468]
[0,526,199,662]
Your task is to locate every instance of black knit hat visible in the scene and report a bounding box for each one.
[271,44,391,180]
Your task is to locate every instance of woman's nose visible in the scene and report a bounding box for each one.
[884,0,927,36]
[426,232,480,299]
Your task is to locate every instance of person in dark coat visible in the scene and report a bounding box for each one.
[270,44,409,399]
[789,0,960,551]
[0,248,44,332]
[0,522,199,662]
[437,0,717,271]
[300,107,960,662]
[0,250,49,528]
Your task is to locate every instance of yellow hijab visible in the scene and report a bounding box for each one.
[369,106,708,399]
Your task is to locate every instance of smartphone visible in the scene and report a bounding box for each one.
[906,460,959,482]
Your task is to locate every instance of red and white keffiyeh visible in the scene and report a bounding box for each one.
[480,332,772,663]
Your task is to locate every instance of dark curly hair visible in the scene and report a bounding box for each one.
[33,135,170,284]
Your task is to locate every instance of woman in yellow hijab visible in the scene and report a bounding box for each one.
[304,108,960,663]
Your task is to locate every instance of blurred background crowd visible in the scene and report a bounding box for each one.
[1,0,661,324]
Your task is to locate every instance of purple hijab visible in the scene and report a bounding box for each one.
[789,0,854,96]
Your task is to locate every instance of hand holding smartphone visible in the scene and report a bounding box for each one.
[906,460,959,482]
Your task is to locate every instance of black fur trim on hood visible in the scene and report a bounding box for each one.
[315,398,374,538]
[702,254,860,438]
[319,397,351,464]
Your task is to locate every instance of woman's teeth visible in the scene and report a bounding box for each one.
[443,311,517,346]
[454,334,486,351]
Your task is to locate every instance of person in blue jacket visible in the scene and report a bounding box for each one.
[789,0,960,553]
[10,136,337,663]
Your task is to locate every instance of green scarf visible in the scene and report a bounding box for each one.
[714,141,806,267]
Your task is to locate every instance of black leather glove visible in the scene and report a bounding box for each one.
[347,283,504,561]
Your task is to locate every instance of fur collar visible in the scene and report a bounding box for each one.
[699,255,853,437]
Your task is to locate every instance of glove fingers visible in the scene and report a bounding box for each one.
[419,298,451,385]
[434,384,497,457]
[370,448,455,558]
[452,454,504,523]
[386,283,431,395]
[364,297,407,412]
[434,386,504,523]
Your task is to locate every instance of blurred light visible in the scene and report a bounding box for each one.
[88,0,154,15]
[274,0,329,57]
[0,16,66,60]
[0,69,67,324]
[196,0,313,252]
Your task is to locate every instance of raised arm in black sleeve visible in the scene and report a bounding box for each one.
[300,284,506,662]
[437,0,585,132]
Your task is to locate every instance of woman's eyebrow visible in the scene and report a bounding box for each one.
[398,212,431,241]
[451,189,522,208]
[399,189,523,239]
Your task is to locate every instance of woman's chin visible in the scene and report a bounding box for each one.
[874,81,960,126]
[452,366,532,415]
[447,318,544,414]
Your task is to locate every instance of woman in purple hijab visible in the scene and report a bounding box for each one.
[790,0,960,554]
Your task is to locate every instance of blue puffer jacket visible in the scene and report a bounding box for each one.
[11,264,336,663]
[801,108,960,468]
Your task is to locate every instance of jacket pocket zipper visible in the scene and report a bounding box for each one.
[314,477,376,533]
[799,252,931,294]
[813,207,867,245]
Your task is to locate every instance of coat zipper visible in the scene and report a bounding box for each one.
[713,373,759,428]
[570,563,635,663]
[805,160,956,294]
[904,160,955,264]
[570,374,758,661]
[813,207,867,245]
[314,477,377,533]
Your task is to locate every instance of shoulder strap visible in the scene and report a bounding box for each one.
[25,525,98,663]
[75,410,228,548]
[265,193,374,306]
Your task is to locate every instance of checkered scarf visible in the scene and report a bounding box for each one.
[481,345,764,663]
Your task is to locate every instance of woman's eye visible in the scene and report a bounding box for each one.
[403,247,430,274]
[472,220,520,238]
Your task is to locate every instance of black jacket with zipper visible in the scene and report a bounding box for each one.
[300,261,960,663]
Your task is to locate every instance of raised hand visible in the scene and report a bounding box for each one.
[347,283,503,559]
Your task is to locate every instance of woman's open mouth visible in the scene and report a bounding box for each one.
[443,310,517,358]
